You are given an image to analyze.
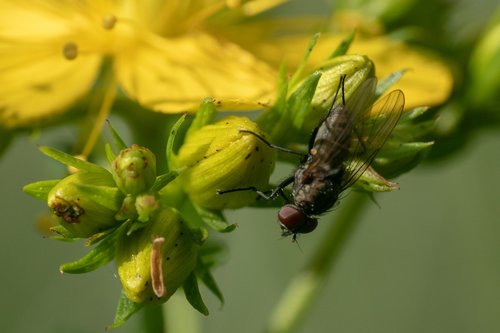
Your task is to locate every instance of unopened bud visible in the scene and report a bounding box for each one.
[175,116,276,209]
[112,144,157,195]
[48,172,121,238]
[116,208,197,304]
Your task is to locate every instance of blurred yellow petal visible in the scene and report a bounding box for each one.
[114,32,276,112]
[326,36,453,109]
[0,51,101,127]
[0,0,108,128]
[245,33,453,109]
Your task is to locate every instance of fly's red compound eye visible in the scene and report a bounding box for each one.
[278,204,318,235]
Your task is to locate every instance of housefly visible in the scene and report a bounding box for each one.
[220,75,405,240]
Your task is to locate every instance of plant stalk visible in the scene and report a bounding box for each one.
[266,192,368,333]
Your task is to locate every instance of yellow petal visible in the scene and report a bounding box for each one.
[245,33,453,109]
[0,0,105,128]
[0,46,101,128]
[114,32,277,112]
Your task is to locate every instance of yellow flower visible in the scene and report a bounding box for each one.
[0,0,284,129]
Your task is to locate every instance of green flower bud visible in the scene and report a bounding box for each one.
[112,144,157,195]
[302,54,375,133]
[48,172,120,238]
[175,116,276,210]
[116,208,197,304]
[135,192,160,222]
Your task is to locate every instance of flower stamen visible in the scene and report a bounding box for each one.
[101,14,117,30]
[62,42,78,60]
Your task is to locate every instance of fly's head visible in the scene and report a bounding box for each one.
[278,204,318,241]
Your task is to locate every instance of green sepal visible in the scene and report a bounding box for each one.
[193,204,236,233]
[185,98,216,139]
[106,120,127,152]
[73,183,124,211]
[256,64,288,141]
[59,223,125,274]
[289,32,320,88]
[183,271,209,316]
[105,143,116,165]
[375,69,407,98]
[23,179,60,201]
[374,142,434,178]
[289,71,323,131]
[260,71,321,145]
[49,225,83,241]
[353,165,400,193]
[108,290,144,329]
[329,31,355,58]
[126,220,148,236]
[85,227,116,246]
[150,170,181,192]
[166,114,187,170]
[196,259,224,306]
[39,146,110,174]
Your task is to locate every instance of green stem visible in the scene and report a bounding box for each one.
[140,305,166,333]
[266,192,368,333]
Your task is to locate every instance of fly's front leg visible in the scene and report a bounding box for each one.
[239,130,306,158]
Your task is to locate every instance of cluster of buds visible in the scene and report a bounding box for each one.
[24,35,435,327]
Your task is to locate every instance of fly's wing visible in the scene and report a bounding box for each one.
[342,87,405,190]
[315,78,378,158]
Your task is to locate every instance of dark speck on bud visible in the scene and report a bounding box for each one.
[112,144,157,195]
[47,172,121,238]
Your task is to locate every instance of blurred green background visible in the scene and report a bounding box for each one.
[1,124,499,333]
[1,0,500,332]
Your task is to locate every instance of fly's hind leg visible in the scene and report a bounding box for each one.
[217,175,295,202]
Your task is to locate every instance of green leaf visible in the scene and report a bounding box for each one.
[73,183,124,211]
[196,259,224,306]
[166,114,188,170]
[23,179,60,201]
[108,291,144,329]
[106,120,127,152]
[39,146,110,174]
[105,143,116,165]
[375,69,407,98]
[183,271,209,316]
[329,31,355,58]
[186,98,216,138]
[150,170,180,192]
[193,204,236,233]
[59,223,124,274]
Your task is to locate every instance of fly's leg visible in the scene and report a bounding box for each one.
[217,175,295,202]
[239,130,306,158]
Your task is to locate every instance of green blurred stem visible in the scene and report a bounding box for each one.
[140,305,166,333]
[266,192,368,333]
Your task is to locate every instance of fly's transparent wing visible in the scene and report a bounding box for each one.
[315,78,378,158]
[342,88,405,189]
